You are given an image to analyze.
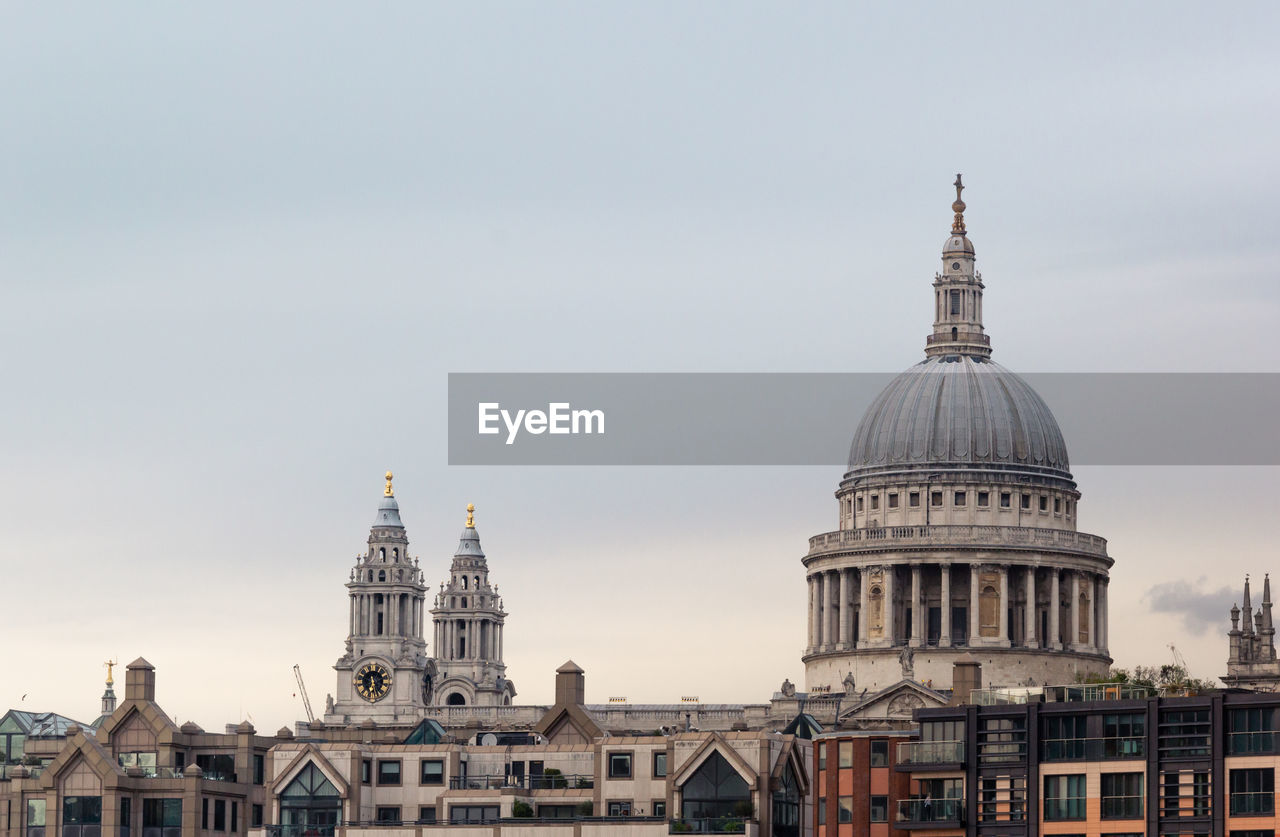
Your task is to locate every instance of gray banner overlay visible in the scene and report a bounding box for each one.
[448,373,1280,466]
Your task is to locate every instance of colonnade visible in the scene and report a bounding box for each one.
[350,590,425,639]
[804,563,1108,656]
[434,615,505,663]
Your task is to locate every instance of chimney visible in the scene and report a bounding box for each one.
[949,655,982,705]
[555,660,585,706]
[125,657,156,702]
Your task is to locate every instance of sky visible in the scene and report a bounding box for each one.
[1,2,1278,733]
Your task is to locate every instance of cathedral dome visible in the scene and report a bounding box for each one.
[847,354,1071,481]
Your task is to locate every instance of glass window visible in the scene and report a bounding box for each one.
[1229,707,1277,754]
[608,753,632,779]
[1043,715,1087,760]
[28,799,47,827]
[251,806,263,828]
[64,797,103,825]
[214,799,226,831]
[653,752,667,778]
[817,742,826,771]
[377,760,401,785]
[977,491,989,507]
[375,807,400,824]
[870,795,888,822]
[1101,773,1143,819]
[607,801,632,816]
[1021,494,1031,509]
[1230,768,1275,815]
[932,491,943,507]
[231,803,238,833]
[837,796,852,824]
[909,492,920,507]
[418,807,436,824]
[653,801,665,818]
[1103,712,1146,758]
[1160,708,1211,758]
[195,754,236,782]
[979,717,1026,763]
[120,798,131,829]
[420,759,444,785]
[870,740,888,767]
[1039,496,1048,511]
[870,495,879,510]
[361,759,371,784]
[1045,774,1086,820]
[253,754,265,785]
[681,752,750,820]
[449,806,499,824]
[838,740,852,768]
[142,800,181,828]
[817,797,825,826]
[954,491,966,506]
[1000,492,1011,508]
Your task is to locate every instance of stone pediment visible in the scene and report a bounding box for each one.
[835,679,949,725]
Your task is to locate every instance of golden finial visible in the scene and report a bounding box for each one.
[384,471,394,497]
[105,659,116,686]
[951,173,967,234]
[466,503,475,528]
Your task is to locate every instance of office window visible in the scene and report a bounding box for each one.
[417,807,436,824]
[870,740,888,767]
[213,799,226,832]
[1160,708,1211,758]
[1230,768,1275,815]
[420,759,444,785]
[143,799,181,830]
[1229,707,1277,754]
[1045,774,1086,820]
[1043,715,1088,759]
[450,806,499,824]
[838,740,852,768]
[870,795,888,822]
[1101,773,1143,819]
[607,801,632,817]
[377,759,401,785]
[909,491,921,507]
[1103,713,1146,758]
[375,807,400,824]
[608,753,632,779]
[837,796,852,823]
[653,751,668,778]
[920,720,965,742]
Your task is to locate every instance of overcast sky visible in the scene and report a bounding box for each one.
[2,2,1278,732]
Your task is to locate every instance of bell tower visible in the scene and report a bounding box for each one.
[326,471,431,724]
[428,504,516,707]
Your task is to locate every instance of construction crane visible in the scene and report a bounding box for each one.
[293,664,316,724]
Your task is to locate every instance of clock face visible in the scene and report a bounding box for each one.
[354,662,392,702]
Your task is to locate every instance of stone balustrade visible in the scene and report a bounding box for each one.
[806,525,1108,560]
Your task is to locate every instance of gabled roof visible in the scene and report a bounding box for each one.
[270,744,350,798]
[533,703,603,744]
[670,732,759,789]
[769,737,811,796]
[38,728,124,791]
[781,713,824,739]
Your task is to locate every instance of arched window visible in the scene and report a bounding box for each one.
[447,693,466,706]
[681,751,750,819]
[461,597,467,609]
[378,570,386,582]
[379,548,386,561]
[392,548,398,561]
[462,577,468,590]
[375,594,384,635]
[952,326,958,341]
[280,763,341,833]
[367,570,373,582]
[474,576,480,590]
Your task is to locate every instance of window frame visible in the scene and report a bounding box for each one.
[607,751,633,780]
[377,759,402,786]
[419,758,444,786]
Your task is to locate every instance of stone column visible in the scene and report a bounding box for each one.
[998,566,1010,647]
[828,571,840,649]
[1101,579,1109,654]
[1086,575,1096,651]
[1025,568,1037,648]
[910,565,923,647]
[1049,569,1061,650]
[1070,572,1081,651]
[807,576,816,651]
[859,568,870,644]
[811,574,823,651]
[940,564,952,647]
[838,570,851,650]
[969,564,981,646]
[883,566,897,645]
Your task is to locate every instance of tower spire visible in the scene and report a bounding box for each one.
[925,174,992,359]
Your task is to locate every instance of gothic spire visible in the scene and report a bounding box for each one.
[1243,575,1255,636]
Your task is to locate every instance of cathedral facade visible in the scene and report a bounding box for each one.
[802,178,1113,693]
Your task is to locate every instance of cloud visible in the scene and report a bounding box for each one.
[1145,578,1235,635]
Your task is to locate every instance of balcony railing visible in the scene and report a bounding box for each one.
[1100,796,1143,819]
[448,773,594,790]
[1230,792,1275,816]
[896,740,964,766]
[807,525,1108,559]
[1044,798,1086,821]
[1228,730,1278,754]
[1041,736,1145,761]
[897,798,964,824]
[669,818,747,834]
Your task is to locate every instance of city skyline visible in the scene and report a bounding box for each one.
[2,2,1279,732]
